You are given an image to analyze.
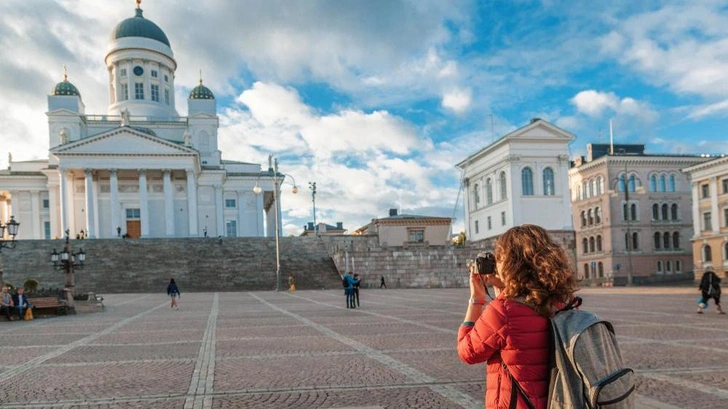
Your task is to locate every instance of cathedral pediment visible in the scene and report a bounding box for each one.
[511,119,575,141]
[50,126,196,156]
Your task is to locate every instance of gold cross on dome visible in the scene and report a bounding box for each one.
[63,64,68,81]
[136,0,142,8]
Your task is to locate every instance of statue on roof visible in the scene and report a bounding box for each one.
[120,108,131,126]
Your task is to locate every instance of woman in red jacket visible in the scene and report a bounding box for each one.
[457,224,578,409]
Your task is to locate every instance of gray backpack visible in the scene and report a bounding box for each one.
[504,297,635,409]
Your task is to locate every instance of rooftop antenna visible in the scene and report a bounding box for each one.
[609,119,614,155]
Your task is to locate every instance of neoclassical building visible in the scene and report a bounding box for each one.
[0,4,282,240]
[456,118,574,241]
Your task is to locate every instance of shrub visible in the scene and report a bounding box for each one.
[24,279,39,293]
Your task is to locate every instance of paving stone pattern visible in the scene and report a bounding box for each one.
[0,287,727,408]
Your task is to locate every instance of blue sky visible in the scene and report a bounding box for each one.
[1,0,728,235]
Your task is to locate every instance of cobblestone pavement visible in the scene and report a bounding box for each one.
[1,287,726,408]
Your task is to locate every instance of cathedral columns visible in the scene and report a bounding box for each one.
[215,184,224,237]
[84,169,96,238]
[110,169,120,237]
[59,169,69,234]
[186,169,198,236]
[163,169,175,236]
[139,170,150,237]
[30,190,41,239]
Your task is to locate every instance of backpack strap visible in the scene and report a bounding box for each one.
[502,361,537,409]
[556,296,582,313]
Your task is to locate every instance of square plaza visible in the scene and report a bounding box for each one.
[1,287,727,409]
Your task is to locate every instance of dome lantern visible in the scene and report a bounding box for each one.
[189,73,215,100]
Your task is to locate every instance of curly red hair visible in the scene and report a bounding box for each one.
[495,224,578,317]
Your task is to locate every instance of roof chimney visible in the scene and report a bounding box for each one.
[336,222,343,229]
[389,208,398,217]
[307,222,314,230]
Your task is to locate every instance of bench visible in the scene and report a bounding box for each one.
[28,297,68,316]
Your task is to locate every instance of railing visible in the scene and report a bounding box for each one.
[84,114,188,123]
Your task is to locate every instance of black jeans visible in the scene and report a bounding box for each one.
[353,288,360,307]
[1,305,12,320]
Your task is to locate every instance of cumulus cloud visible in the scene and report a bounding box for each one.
[442,87,472,114]
[571,90,658,124]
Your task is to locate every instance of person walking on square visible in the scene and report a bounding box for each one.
[380,275,387,289]
[167,278,180,310]
[353,273,361,307]
[457,224,578,409]
[697,267,724,314]
[1,286,14,321]
[343,271,356,309]
[288,275,296,292]
[12,288,32,320]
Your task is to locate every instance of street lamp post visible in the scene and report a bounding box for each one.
[309,182,317,236]
[616,152,634,286]
[50,229,86,309]
[0,216,21,288]
[254,156,298,291]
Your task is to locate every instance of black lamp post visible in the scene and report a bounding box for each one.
[51,229,86,308]
[309,181,317,236]
[0,216,20,287]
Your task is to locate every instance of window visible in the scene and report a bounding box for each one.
[585,181,591,199]
[676,260,681,272]
[225,220,237,237]
[164,89,170,105]
[663,231,670,249]
[654,232,661,250]
[659,175,666,192]
[584,263,590,279]
[151,84,159,102]
[723,179,728,194]
[618,174,626,192]
[474,220,479,234]
[587,209,594,225]
[501,211,506,226]
[632,232,639,250]
[522,168,534,196]
[630,203,637,221]
[703,245,712,262]
[134,82,144,100]
[473,184,480,208]
[499,172,507,200]
[671,204,678,220]
[724,243,728,261]
[652,204,659,220]
[666,260,672,273]
[589,237,595,253]
[657,261,663,273]
[661,204,668,220]
[125,208,141,219]
[595,207,601,224]
[623,203,628,221]
[628,174,636,192]
[487,216,492,230]
[578,184,583,201]
[625,233,631,251]
[650,175,657,192]
[591,179,597,197]
[151,70,158,78]
[668,175,676,192]
[486,178,493,205]
[43,199,50,209]
[120,68,127,77]
[598,262,604,278]
[596,235,602,251]
[44,221,51,240]
[725,208,728,227]
[703,212,713,231]
[597,176,604,195]
[121,83,128,101]
[672,232,680,249]
[225,199,236,208]
[582,238,588,254]
[701,183,710,198]
[164,74,169,82]
[408,229,424,243]
[543,167,555,195]
[580,211,586,227]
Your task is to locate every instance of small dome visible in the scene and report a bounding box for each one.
[189,81,215,100]
[111,8,170,47]
[52,79,81,97]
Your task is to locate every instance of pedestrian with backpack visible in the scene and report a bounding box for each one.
[698,266,724,314]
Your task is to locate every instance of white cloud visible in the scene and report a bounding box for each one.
[442,87,472,113]
[571,90,619,117]
[687,99,728,120]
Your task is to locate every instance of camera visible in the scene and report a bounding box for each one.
[469,252,496,275]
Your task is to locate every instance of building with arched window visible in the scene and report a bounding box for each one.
[456,118,574,241]
[569,143,710,285]
[0,4,282,239]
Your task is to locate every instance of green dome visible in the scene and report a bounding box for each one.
[189,82,215,100]
[111,8,170,47]
[52,79,80,97]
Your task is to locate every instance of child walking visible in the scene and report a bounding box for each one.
[167,278,180,310]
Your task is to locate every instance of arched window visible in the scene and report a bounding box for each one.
[597,176,604,195]
[543,167,555,196]
[669,174,676,192]
[589,237,595,253]
[666,260,672,273]
[585,182,590,199]
[657,261,663,273]
[580,211,586,227]
[473,184,480,208]
[591,179,597,197]
[582,238,588,254]
[584,263,590,279]
[578,184,583,201]
[671,204,678,220]
[598,262,604,278]
[654,232,661,250]
[596,235,602,251]
[676,260,682,272]
[652,204,659,220]
[724,242,728,261]
[587,209,594,225]
[625,232,631,251]
[486,178,493,205]
[663,231,670,249]
[632,232,638,250]
[595,207,602,224]
[618,174,626,192]
[630,203,637,221]
[673,232,680,249]
[628,174,637,192]
[522,168,534,196]
[623,203,628,221]
[659,174,666,192]
[650,174,657,192]
[704,245,712,262]
[499,171,507,200]
[661,204,668,220]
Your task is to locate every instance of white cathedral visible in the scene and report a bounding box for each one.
[0,3,283,240]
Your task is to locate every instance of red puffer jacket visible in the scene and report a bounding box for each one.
[457,296,550,409]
